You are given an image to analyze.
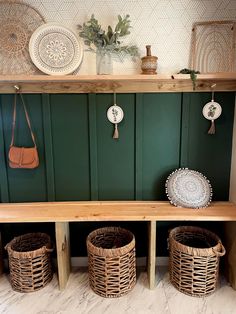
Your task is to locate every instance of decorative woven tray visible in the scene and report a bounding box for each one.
[0,1,45,75]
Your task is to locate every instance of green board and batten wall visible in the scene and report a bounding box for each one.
[0,92,235,256]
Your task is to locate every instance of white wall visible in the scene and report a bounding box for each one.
[24,0,236,74]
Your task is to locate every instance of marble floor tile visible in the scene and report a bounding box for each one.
[0,267,235,314]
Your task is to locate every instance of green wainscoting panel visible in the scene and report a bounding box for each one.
[0,92,235,257]
[181,92,235,200]
[142,93,182,200]
[1,94,47,202]
[42,94,56,201]
[88,94,99,200]
[96,94,136,200]
[135,94,143,200]
[50,94,90,201]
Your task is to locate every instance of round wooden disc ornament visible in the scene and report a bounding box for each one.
[107,105,124,124]
[202,100,222,134]
[107,96,124,139]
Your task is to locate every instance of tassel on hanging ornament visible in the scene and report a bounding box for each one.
[208,120,215,134]
[107,93,124,140]
[113,123,119,139]
[202,84,222,135]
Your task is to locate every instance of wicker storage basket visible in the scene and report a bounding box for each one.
[5,233,53,293]
[87,227,136,298]
[169,226,226,297]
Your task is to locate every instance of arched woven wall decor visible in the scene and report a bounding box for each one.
[190,20,236,73]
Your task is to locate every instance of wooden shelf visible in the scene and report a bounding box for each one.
[0,201,235,222]
[0,73,235,93]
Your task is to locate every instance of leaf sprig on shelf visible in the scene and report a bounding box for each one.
[178,68,200,90]
[77,14,139,58]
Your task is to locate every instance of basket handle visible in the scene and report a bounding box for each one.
[213,243,226,257]
[44,245,54,253]
[167,238,170,250]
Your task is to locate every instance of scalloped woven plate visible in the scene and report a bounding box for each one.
[29,23,83,75]
[165,168,212,208]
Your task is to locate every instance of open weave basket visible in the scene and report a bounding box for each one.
[87,227,136,298]
[5,233,53,293]
[169,226,225,297]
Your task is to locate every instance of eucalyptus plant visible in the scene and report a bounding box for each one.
[77,14,139,58]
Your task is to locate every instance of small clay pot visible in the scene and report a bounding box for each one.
[141,45,158,74]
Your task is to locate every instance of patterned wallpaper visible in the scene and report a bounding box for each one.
[23,0,236,74]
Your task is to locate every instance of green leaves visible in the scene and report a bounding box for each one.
[77,14,104,48]
[178,68,200,90]
[115,14,131,36]
[77,14,139,58]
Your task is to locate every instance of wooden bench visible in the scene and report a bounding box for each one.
[0,200,236,290]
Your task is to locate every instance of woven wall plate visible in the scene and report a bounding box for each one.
[165,168,212,208]
[29,23,83,75]
[0,2,45,75]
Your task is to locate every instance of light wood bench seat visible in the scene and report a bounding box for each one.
[0,201,236,290]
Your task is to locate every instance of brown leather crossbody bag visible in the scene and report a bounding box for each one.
[8,92,39,169]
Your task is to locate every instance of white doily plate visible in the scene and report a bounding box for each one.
[165,168,212,208]
[29,23,83,75]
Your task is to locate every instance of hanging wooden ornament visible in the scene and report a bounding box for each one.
[202,86,222,135]
[107,93,124,139]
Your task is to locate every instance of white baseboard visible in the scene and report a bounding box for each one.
[71,256,169,267]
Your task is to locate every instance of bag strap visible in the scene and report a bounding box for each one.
[10,91,37,148]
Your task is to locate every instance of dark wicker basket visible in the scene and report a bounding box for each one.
[169,226,226,297]
[87,227,136,298]
[5,232,53,293]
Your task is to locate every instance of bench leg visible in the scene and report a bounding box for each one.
[55,222,71,290]
[147,220,156,289]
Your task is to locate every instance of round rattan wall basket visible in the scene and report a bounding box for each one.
[87,227,136,298]
[168,226,226,297]
[0,1,45,75]
[5,233,53,293]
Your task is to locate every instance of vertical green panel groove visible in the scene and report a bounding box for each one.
[42,94,55,201]
[178,93,184,168]
[88,94,98,200]
[180,93,191,167]
[0,96,9,202]
[135,94,143,200]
